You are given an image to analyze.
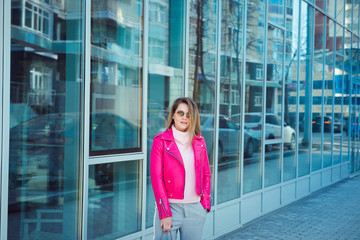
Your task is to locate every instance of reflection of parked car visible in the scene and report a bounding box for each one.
[265,114,296,151]
[91,113,140,152]
[233,114,296,152]
[312,116,342,133]
[9,112,139,209]
[201,114,258,158]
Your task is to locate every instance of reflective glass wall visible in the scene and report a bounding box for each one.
[243,0,266,194]
[188,0,218,203]
[9,1,84,239]
[87,1,143,239]
[2,0,360,239]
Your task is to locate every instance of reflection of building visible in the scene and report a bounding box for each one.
[188,0,217,113]
[2,0,360,239]
[91,0,142,124]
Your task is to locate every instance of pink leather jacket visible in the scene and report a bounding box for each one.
[150,128,211,220]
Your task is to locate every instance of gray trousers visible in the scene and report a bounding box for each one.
[153,202,207,240]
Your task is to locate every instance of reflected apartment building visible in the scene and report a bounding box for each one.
[1,0,360,239]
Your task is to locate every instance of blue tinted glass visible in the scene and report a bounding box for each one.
[8,1,83,239]
[298,2,313,177]
[188,0,217,200]
[217,0,244,204]
[244,0,266,194]
[268,0,284,25]
[90,0,142,155]
[265,144,281,187]
[88,161,141,239]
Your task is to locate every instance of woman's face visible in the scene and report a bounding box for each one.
[173,103,190,132]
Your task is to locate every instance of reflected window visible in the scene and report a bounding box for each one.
[188,0,217,202]
[298,1,314,177]
[90,0,143,155]
[243,0,266,194]
[88,161,142,239]
[9,1,83,239]
[24,1,50,36]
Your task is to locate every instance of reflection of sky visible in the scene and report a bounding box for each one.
[300,1,309,59]
[292,0,299,49]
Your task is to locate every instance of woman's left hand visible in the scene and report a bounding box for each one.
[160,217,172,232]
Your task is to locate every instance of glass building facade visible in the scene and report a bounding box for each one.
[0,0,359,239]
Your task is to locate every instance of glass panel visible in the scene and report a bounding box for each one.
[336,0,345,24]
[323,18,335,168]
[327,0,335,17]
[345,0,352,30]
[336,24,343,56]
[243,0,265,194]
[217,0,244,204]
[268,0,284,26]
[146,0,185,227]
[298,2,313,177]
[188,0,218,203]
[311,10,324,172]
[283,0,299,182]
[350,84,359,173]
[333,136,342,164]
[346,37,359,165]
[90,0,142,155]
[88,161,141,239]
[315,0,325,10]
[333,55,344,139]
[265,25,283,186]
[265,143,281,187]
[339,30,351,144]
[25,9,32,27]
[353,2,359,36]
[9,1,83,239]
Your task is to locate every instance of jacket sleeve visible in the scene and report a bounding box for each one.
[200,138,212,212]
[150,136,172,220]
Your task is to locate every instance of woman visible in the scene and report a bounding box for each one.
[150,97,211,240]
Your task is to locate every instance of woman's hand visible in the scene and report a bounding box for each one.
[160,217,172,232]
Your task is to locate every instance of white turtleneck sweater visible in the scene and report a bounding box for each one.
[168,125,201,204]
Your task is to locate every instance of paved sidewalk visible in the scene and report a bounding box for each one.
[218,174,360,240]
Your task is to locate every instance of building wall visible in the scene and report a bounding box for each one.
[1,0,360,239]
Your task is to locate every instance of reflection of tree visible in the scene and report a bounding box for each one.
[192,0,215,101]
[224,0,243,100]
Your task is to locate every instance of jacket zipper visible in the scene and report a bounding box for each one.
[159,198,168,217]
[165,149,184,167]
[165,149,186,198]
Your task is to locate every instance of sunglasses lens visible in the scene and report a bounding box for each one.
[176,111,190,118]
[176,111,184,117]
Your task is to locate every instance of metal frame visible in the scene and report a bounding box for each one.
[0,0,3,236]
[81,0,91,238]
[319,11,326,170]
[261,0,269,192]
[295,0,302,181]
[213,0,221,207]
[184,0,190,96]
[1,0,10,238]
[240,0,248,200]
[141,0,149,237]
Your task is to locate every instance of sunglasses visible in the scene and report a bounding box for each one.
[176,110,190,118]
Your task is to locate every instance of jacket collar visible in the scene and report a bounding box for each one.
[162,128,203,141]
[162,128,174,141]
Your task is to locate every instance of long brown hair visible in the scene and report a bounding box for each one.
[166,97,201,140]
